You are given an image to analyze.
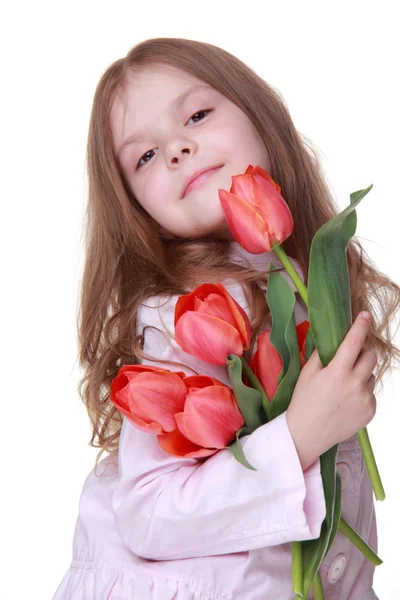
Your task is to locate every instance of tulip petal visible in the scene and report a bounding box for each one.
[219,189,273,253]
[220,286,252,349]
[110,366,178,433]
[112,365,186,399]
[196,293,238,328]
[111,365,163,409]
[183,375,217,391]
[230,166,283,210]
[296,320,310,368]
[116,364,173,378]
[158,429,218,458]
[174,283,225,326]
[174,283,252,359]
[175,312,244,364]
[251,171,294,245]
[116,371,187,432]
[175,386,244,448]
[296,320,310,349]
[252,165,282,193]
[113,398,164,434]
[231,173,255,205]
[250,330,283,401]
[196,288,251,350]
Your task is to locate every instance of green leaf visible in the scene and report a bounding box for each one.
[301,445,339,597]
[228,427,257,471]
[266,268,302,420]
[302,184,372,596]
[305,325,316,362]
[267,265,292,380]
[324,472,342,556]
[237,425,251,437]
[226,354,264,432]
[308,185,372,365]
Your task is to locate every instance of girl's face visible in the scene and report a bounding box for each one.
[110,65,270,239]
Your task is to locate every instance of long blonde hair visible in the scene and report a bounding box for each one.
[79,37,400,465]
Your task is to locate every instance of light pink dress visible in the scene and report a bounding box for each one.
[53,245,379,599]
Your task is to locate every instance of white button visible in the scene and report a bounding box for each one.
[337,462,351,490]
[327,554,347,583]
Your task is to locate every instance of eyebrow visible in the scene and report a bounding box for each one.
[117,83,213,157]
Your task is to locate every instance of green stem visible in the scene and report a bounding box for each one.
[357,427,386,501]
[311,570,324,599]
[291,541,304,597]
[272,243,385,503]
[339,517,383,565]
[272,244,308,305]
[240,357,271,420]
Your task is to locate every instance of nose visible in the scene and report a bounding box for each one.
[165,138,198,165]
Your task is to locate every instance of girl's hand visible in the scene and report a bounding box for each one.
[286,312,377,471]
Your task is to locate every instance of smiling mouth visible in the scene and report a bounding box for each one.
[183,166,223,198]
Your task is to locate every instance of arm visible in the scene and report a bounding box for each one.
[112,286,325,560]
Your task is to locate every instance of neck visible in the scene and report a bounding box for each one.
[229,241,276,270]
[229,241,303,291]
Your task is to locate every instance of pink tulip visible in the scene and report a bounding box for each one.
[218,164,294,253]
[174,283,251,365]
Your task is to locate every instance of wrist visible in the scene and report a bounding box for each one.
[285,410,321,471]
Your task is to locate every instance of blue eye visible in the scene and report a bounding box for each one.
[136,109,212,169]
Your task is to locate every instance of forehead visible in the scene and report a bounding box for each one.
[124,64,205,96]
[110,65,215,151]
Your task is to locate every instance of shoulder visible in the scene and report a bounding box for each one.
[136,295,183,361]
[137,294,179,335]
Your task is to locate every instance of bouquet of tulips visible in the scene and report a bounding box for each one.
[110,165,384,599]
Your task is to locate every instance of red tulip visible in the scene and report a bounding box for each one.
[250,330,282,402]
[250,321,310,401]
[296,320,310,367]
[110,365,187,434]
[110,366,244,459]
[174,283,251,365]
[159,375,244,458]
[218,164,294,253]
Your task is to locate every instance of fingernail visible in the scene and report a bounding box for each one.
[361,311,371,321]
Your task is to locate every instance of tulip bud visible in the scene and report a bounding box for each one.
[174,283,251,365]
[218,164,294,253]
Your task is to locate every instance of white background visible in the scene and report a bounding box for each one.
[1,1,399,598]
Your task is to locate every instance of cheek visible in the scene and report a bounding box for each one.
[134,171,168,216]
[213,113,269,167]
[238,125,270,170]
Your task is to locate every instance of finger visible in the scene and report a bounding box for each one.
[332,312,371,372]
[354,347,378,380]
[367,374,376,391]
[369,393,377,417]
[304,347,323,373]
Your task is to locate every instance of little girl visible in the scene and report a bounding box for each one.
[53,37,400,599]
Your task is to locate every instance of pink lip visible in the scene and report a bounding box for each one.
[182,165,223,198]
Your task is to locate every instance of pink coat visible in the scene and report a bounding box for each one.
[54,246,379,599]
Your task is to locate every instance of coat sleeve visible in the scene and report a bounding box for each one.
[111,287,326,561]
